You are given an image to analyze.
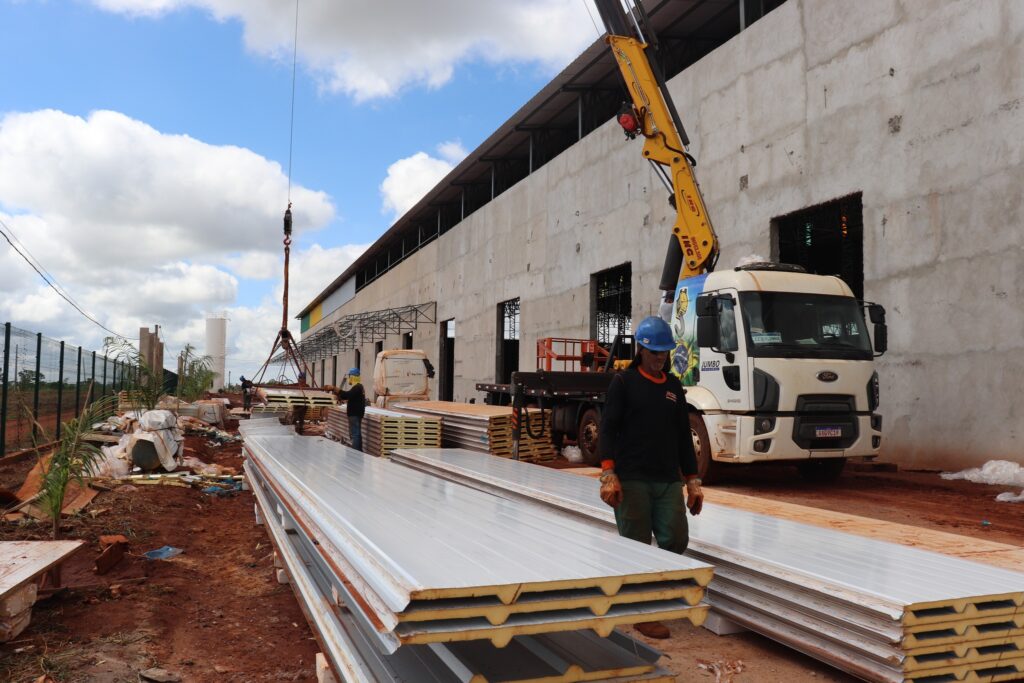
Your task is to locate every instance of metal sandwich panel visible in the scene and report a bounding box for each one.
[247,458,681,683]
[389,449,1024,623]
[252,450,711,653]
[244,435,713,613]
[904,614,1024,649]
[398,581,706,624]
[392,600,707,648]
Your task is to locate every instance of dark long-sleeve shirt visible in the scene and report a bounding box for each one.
[598,367,697,482]
[335,383,366,418]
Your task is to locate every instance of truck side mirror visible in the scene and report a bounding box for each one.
[696,295,717,316]
[868,304,886,325]
[696,315,720,348]
[873,323,887,355]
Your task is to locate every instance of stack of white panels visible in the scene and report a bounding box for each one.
[390,448,1024,683]
[242,434,712,682]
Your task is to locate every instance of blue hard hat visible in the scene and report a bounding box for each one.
[636,316,675,352]
[348,367,360,376]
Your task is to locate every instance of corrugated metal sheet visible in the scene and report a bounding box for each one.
[245,448,682,682]
[389,448,1024,683]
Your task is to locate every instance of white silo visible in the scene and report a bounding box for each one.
[205,315,228,392]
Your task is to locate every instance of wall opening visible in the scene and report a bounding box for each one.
[374,341,383,369]
[495,298,520,384]
[438,319,456,401]
[353,349,361,377]
[331,355,337,386]
[591,263,632,346]
[773,193,864,299]
[402,332,413,350]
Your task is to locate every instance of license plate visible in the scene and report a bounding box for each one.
[815,426,842,438]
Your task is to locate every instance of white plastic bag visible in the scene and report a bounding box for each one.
[941,460,1024,503]
[562,446,584,464]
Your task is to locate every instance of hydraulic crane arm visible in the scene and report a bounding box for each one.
[594,0,719,294]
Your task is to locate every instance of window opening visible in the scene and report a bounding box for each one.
[773,193,864,299]
[591,263,632,346]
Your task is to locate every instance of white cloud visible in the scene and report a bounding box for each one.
[379,140,467,220]
[0,108,356,374]
[222,251,280,280]
[88,0,600,102]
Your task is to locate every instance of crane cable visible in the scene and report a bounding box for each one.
[286,0,300,203]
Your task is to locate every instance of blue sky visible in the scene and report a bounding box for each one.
[0,0,598,379]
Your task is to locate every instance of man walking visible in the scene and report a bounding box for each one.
[597,316,704,640]
[240,375,253,411]
[326,368,366,451]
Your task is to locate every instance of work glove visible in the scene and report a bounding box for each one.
[685,478,704,516]
[599,471,623,508]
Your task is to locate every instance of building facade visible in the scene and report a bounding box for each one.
[301,0,1023,470]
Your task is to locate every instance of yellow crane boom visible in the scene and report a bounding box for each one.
[594,0,720,296]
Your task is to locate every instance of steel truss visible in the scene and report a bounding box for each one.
[275,302,436,364]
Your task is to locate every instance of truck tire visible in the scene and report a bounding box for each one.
[577,407,602,466]
[690,412,717,484]
[797,458,846,483]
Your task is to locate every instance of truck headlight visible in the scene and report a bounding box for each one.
[867,372,879,412]
[755,417,775,434]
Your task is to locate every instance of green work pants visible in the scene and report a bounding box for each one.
[613,480,689,554]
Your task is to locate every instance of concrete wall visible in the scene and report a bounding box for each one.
[308,0,1023,470]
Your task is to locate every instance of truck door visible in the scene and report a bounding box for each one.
[696,291,750,411]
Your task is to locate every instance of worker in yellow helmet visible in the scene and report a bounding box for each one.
[325,368,366,451]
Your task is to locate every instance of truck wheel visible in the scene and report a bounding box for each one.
[577,407,602,466]
[797,458,847,483]
[690,412,717,484]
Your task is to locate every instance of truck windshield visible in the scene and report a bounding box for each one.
[738,292,872,360]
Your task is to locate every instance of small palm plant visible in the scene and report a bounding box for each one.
[37,393,119,541]
[176,344,216,402]
[103,337,165,411]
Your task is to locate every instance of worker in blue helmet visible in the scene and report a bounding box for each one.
[324,367,367,451]
[598,315,703,640]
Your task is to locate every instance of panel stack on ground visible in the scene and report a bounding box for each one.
[395,401,557,461]
[241,433,711,682]
[324,406,441,456]
[390,448,1024,683]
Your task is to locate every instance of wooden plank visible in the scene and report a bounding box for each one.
[0,541,85,598]
[702,489,1024,571]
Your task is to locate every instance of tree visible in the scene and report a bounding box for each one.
[17,368,43,391]
[176,344,216,402]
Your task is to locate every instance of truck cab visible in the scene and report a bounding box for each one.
[674,263,887,481]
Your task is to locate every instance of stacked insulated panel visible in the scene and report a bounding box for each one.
[241,434,712,682]
[395,401,557,460]
[390,448,1024,683]
[324,406,440,456]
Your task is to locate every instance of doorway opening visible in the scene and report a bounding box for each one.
[591,263,632,347]
[402,332,413,350]
[438,319,455,401]
[496,298,520,383]
[773,193,864,299]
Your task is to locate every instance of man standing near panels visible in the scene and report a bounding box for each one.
[598,316,705,640]
[326,368,367,451]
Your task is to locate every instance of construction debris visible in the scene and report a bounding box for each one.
[0,541,85,642]
[942,460,1024,502]
[389,448,1024,683]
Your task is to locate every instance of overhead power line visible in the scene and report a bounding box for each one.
[0,217,136,341]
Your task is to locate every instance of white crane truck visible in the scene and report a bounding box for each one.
[486,0,888,482]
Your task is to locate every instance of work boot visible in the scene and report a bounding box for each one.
[634,621,670,639]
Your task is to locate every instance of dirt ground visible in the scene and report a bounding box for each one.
[1,433,1021,683]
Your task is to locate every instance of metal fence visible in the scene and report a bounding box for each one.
[0,322,135,456]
